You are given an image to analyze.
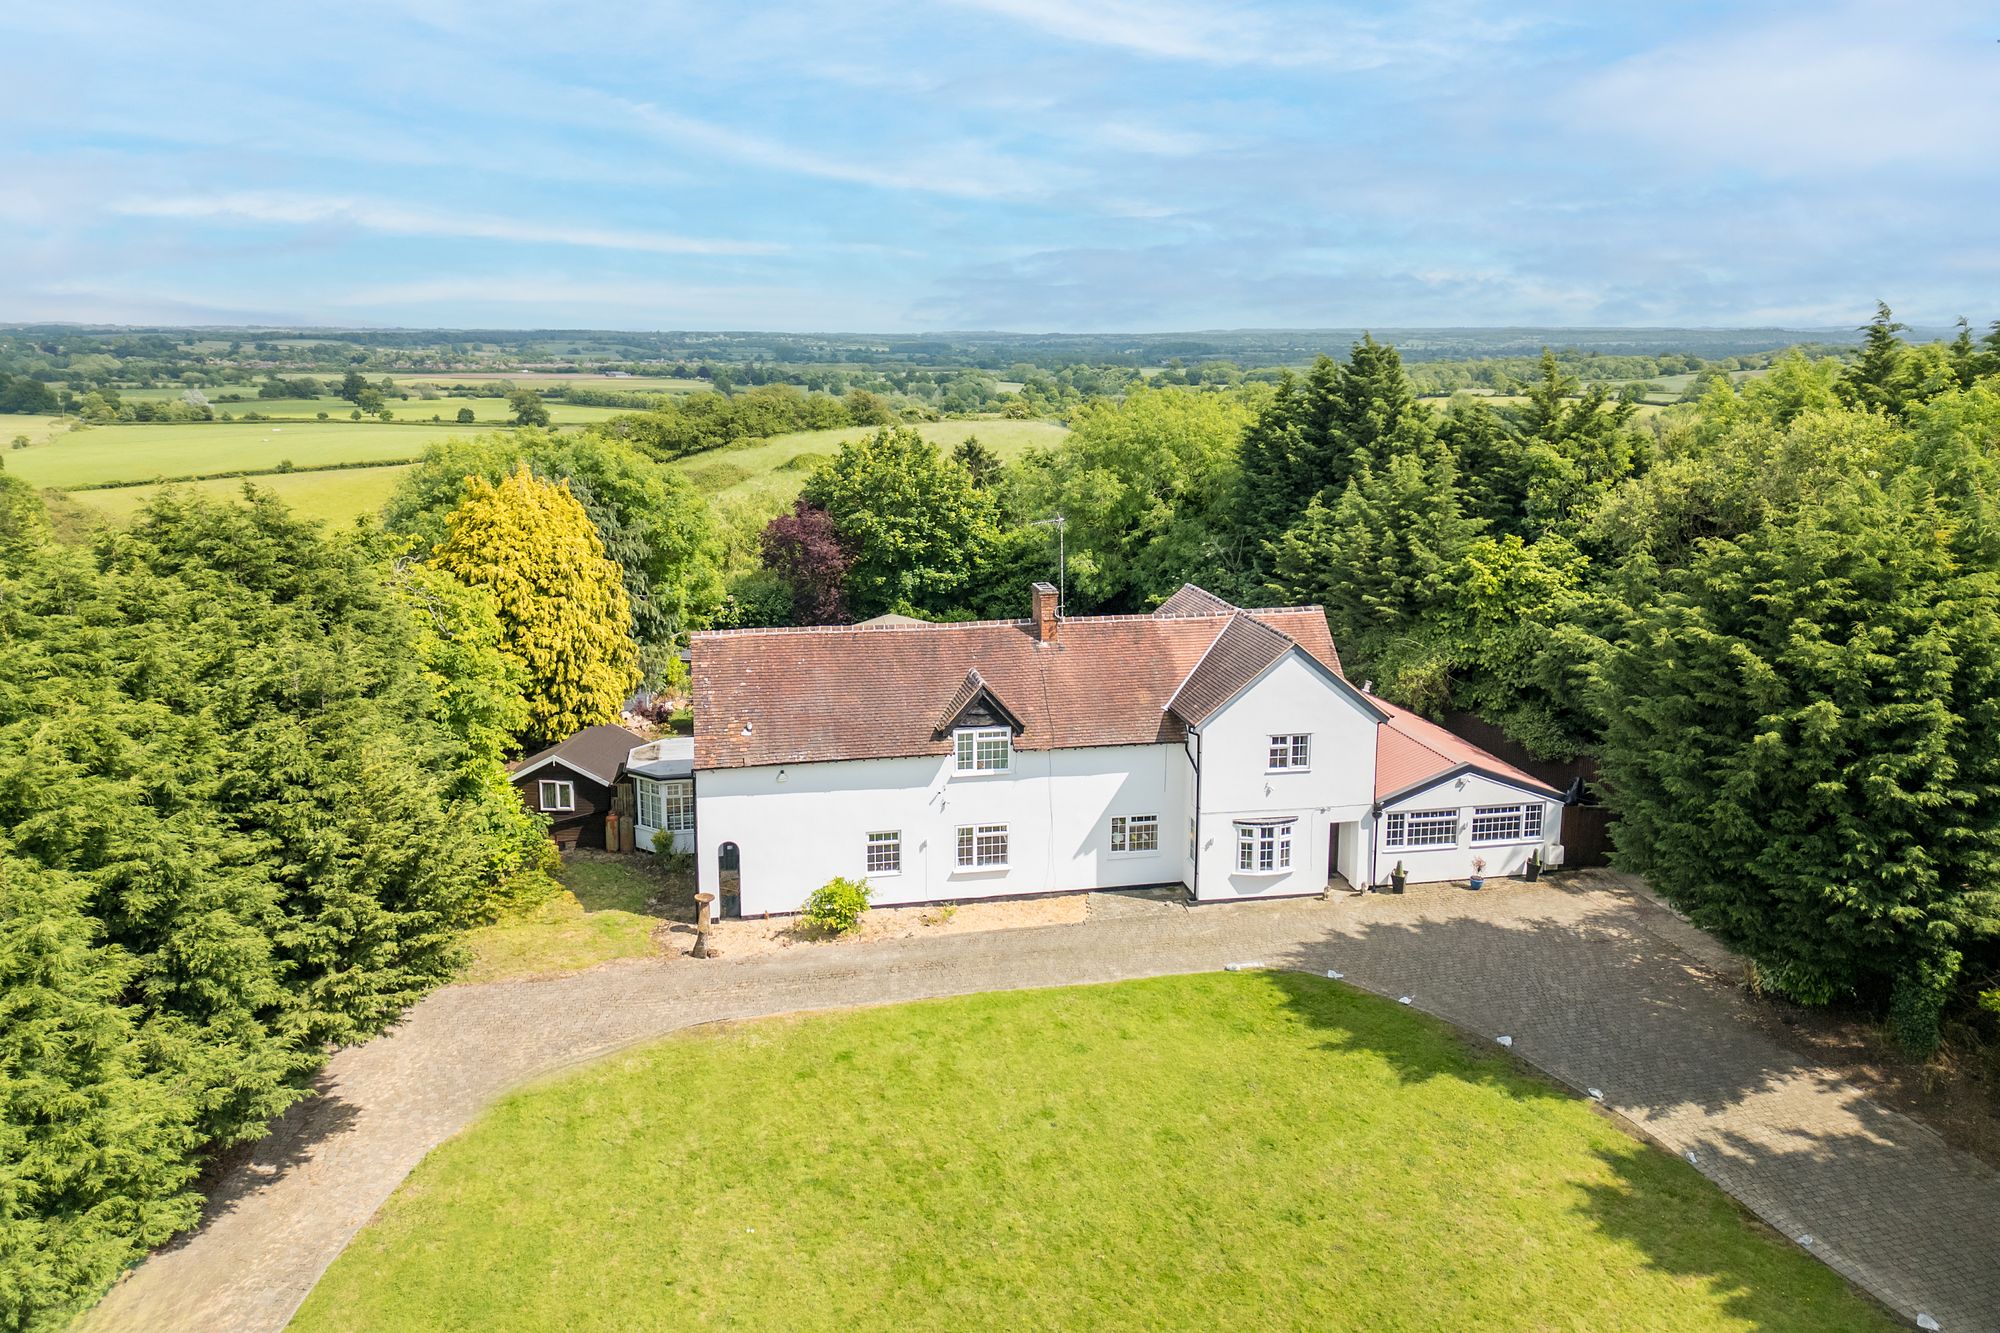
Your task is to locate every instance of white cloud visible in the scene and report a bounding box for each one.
[1570,3,2000,174]
[610,98,1069,202]
[946,0,1509,71]
[113,192,783,256]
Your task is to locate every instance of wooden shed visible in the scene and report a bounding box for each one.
[509,723,646,850]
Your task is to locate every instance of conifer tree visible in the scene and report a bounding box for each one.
[431,464,639,744]
[1837,301,1911,416]
[1595,474,2000,1053]
[1266,446,1481,702]
[0,855,201,1330]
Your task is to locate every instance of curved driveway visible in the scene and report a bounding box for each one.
[81,872,2000,1332]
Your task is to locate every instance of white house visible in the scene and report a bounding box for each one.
[682,583,1563,917]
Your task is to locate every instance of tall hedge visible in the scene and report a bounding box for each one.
[0,483,548,1329]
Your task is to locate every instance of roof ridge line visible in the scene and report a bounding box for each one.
[1160,617,1238,720]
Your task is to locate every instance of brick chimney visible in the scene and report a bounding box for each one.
[1031,581,1059,643]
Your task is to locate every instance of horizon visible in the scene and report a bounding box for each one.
[4,2,1995,332]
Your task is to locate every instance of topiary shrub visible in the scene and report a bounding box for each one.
[801,876,871,936]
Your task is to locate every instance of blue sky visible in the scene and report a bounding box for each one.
[2,1,1993,331]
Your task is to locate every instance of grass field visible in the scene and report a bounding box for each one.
[60,464,417,526]
[680,418,1069,509]
[2,414,73,449]
[391,372,708,394]
[458,855,688,985]
[4,421,472,490]
[293,971,1888,1332]
[206,397,638,425]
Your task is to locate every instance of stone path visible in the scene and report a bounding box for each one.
[80,872,1999,1332]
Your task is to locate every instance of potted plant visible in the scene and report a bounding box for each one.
[1468,855,1487,891]
[1524,851,1542,882]
[1389,860,1407,895]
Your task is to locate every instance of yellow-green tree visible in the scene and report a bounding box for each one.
[432,464,638,743]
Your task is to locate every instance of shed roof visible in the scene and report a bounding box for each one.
[510,723,648,786]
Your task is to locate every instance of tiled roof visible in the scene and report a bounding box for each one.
[1154,583,1237,617]
[1373,699,1560,801]
[692,601,1344,771]
[1163,614,1294,726]
[510,723,648,785]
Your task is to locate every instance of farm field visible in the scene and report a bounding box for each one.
[203,396,640,425]
[62,463,417,526]
[680,417,1069,508]
[4,421,471,489]
[2,414,72,449]
[293,971,1889,1333]
[390,372,708,394]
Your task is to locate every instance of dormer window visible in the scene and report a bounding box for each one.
[954,726,1012,774]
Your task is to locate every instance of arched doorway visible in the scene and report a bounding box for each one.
[718,841,741,919]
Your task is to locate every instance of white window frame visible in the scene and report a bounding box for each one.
[636,777,663,829]
[1470,804,1535,846]
[1524,804,1544,839]
[865,830,902,876]
[1267,733,1311,772]
[1385,808,1457,850]
[538,779,575,812]
[955,822,1010,871]
[661,779,694,832]
[1234,820,1294,874]
[953,726,1012,775]
[1109,814,1159,856]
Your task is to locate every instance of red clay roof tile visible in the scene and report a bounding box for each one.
[692,594,1343,771]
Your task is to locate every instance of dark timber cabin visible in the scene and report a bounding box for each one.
[509,723,645,850]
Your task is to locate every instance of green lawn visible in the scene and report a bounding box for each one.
[456,854,689,985]
[4,421,475,489]
[293,972,1889,1333]
[62,464,417,526]
[681,418,1069,510]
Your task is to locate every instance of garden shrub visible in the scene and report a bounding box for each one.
[802,876,871,935]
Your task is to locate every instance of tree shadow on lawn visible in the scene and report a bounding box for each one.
[1258,910,1983,1330]
[560,850,694,921]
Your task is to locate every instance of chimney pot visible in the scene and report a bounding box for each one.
[1031,581,1059,643]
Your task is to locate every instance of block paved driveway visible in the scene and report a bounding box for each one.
[82,871,1999,1333]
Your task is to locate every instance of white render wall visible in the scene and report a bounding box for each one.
[1189,651,1381,902]
[1372,771,1563,885]
[694,743,1189,915]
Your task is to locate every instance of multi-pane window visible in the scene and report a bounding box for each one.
[1110,814,1159,854]
[1267,733,1311,771]
[538,779,575,811]
[635,778,695,832]
[1523,804,1544,839]
[954,727,1012,774]
[1470,805,1533,844]
[1384,808,1457,849]
[1235,821,1294,872]
[866,830,901,875]
[956,823,1010,869]
[661,780,694,832]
